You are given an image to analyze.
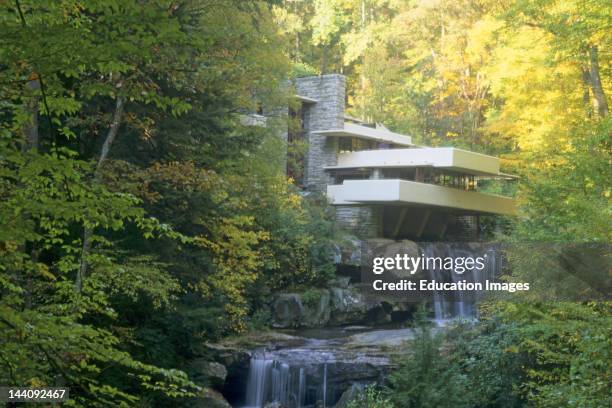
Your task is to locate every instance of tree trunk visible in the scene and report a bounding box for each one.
[76,97,125,293]
[588,46,608,118]
[96,97,125,172]
[581,68,592,117]
[320,47,327,75]
[20,76,41,308]
[23,77,40,151]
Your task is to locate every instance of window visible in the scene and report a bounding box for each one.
[338,137,376,153]
[287,103,307,187]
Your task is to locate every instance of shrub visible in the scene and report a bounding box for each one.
[388,310,472,408]
[346,385,394,408]
[301,288,324,307]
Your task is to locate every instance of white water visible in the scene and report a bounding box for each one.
[422,243,499,324]
[322,363,327,408]
[240,333,391,408]
[244,351,316,408]
[244,358,273,407]
[243,356,333,408]
[244,356,307,408]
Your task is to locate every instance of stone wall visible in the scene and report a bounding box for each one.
[335,205,382,239]
[294,75,385,239]
[449,215,479,240]
[294,75,345,192]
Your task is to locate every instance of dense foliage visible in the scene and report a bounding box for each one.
[388,314,472,408]
[0,1,335,405]
[384,302,611,408]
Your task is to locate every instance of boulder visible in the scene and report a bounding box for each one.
[271,290,333,328]
[329,287,379,325]
[364,239,421,279]
[332,236,362,266]
[270,286,392,328]
[188,359,227,387]
[205,343,251,371]
[302,289,331,327]
[191,388,232,408]
[334,383,365,408]
[272,293,305,328]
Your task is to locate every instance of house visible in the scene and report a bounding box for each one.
[289,74,515,240]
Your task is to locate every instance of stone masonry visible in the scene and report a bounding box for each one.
[294,75,380,238]
[335,206,382,238]
[294,75,344,192]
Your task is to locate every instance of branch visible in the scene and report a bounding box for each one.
[588,46,608,118]
[14,0,26,26]
[76,96,125,293]
[96,97,125,175]
[14,0,56,144]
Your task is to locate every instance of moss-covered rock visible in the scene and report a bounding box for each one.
[191,388,232,408]
[270,285,392,328]
[188,359,227,387]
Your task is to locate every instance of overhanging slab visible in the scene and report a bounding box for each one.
[314,122,414,147]
[327,179,516,216]
[325,147,507,177]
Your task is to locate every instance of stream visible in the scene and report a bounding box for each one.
[228,242,500,408]
[237,327,413,408]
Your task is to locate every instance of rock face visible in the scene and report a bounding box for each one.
[205,343,251,374]
[269,238,427,329]
[270,287,378,328]
[270,284,411,328]
[204,343,251,405]
[335,383,365,408]
[304,289,332,327]
[224,327,407,408]
[188,359,227,387]
[332,237,362,266]
[328,287,371,325]
[275,288,335,328]
[272,294,305,328]
[191,388,232,408]
[347,328,416,347]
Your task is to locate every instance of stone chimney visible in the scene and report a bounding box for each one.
[294,74,346,192]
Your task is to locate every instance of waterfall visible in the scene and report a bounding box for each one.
[243,356,313,408]
[422,242,500,323]
[244,357,274,408]
[321,363,327,408]
[298,368,305,406]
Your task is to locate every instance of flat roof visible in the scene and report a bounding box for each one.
[313,122,414,147]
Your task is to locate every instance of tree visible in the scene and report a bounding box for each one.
[0,0,302,405]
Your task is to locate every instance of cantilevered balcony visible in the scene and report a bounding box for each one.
[324,146,516,216]
[313,122,414,147]
[326,147,512,177]
[327,179,516,216]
